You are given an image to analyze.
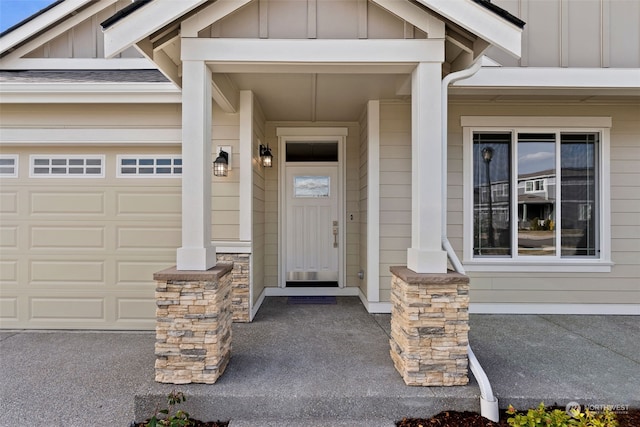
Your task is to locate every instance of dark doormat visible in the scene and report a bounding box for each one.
[287,296,337,305]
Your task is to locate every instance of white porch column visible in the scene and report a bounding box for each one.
[407,62,447,273]
[176,60,217,270]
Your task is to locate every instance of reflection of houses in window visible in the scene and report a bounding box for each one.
[518,170,555,229]
[524,179,545,193]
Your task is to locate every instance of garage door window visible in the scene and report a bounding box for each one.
[0,155,18,177]
[30,155,104,177]
[117,155,182,177]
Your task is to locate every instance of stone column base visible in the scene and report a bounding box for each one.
[153,264,233,384]
[389,266,470,386]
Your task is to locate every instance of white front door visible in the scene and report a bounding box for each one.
[284,165,340,287]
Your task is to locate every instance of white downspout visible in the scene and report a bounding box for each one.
[440,58,500,422]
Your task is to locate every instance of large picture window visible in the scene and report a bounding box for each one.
[462,117,611,271]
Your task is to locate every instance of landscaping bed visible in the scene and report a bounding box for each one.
[397,407,640,427]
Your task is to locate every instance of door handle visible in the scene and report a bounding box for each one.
[333,220,338,248]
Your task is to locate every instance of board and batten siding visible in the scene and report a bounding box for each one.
[488,0,640,68]
[23,0,142,59]
[198,0,423,41]
[378,102,412,303]
[447,101,640,306]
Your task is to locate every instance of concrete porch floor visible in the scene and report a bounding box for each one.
[1,296,638,426]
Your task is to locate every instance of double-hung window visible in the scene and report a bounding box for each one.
[462,117,611,272]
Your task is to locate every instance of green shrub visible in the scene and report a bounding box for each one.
[506,402,618,427]
[145,390,192,427]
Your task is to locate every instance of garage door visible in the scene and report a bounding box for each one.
[0,147,181,330]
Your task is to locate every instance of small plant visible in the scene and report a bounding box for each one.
[506,402,618,427]
[145,390,193,427]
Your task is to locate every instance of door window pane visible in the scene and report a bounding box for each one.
[293,176,330,198]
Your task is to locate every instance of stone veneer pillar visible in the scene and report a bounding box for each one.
[389,266,470,386]
[216,253,250,323]
[153,264,233,384]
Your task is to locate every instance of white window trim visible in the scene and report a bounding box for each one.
[461,117,611,273]
[116,155,182,178]
[0,155,19,178]
[29,155,105,178]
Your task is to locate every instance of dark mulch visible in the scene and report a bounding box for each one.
[396,408,640,427]
[132,408,640,427]
[132,420,228,427]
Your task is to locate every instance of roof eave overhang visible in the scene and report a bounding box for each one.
[415,0,522,58]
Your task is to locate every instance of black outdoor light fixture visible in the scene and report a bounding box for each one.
[213,149,229,177]
[259,144,273,168]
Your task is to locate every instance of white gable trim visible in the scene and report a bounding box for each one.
[416,0,522,58]
[181,0,253,38]
[0,0,119,62]
[104,0,207,58]
[454,67,640,90]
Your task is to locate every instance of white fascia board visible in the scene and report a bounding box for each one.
[0,128,181,145]
[181,0,253,38]
[103,0,207,58]
[454,67,640,89]
[0,58,155,70]
[0,0,94,54]
[183,39,444,63]
[416,0,522,58]
[0,82,181,103]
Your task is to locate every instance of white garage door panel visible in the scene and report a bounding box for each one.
[0,298,18,319]
[0,192,18,214]
[31,297,105,320]
[117,260,175,285]
[0,226,18,248]
[30,192,105,215]
[117,192,181,217]
[31,226,106,249]
[30,260,105,285]
[117,298,156,320]
[117,227,181,250]
[0,148,182,329]
[0,261,18,284]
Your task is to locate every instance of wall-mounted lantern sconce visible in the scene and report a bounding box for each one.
[259,144,273,168]
[213,149,229,177]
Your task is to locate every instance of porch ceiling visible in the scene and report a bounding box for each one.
[227,72,408,122]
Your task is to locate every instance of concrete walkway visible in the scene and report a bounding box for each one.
[1,297,638,427]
